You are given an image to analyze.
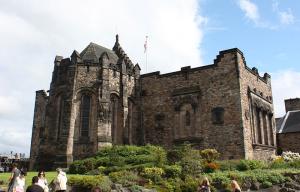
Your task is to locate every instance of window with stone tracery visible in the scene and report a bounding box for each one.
[80,94,91,137]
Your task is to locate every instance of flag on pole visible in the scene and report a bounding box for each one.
[144,36,148,53]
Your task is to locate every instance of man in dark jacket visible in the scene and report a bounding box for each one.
[26,176,44,192]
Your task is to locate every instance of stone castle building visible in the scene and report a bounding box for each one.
[30,35,276,170]
[276,98,300,153]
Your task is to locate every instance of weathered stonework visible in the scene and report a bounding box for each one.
[30,36,276,170]
[276,98,300,153]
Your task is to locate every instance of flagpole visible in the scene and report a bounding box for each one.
[146,46,148,73]
[144,36,148,73]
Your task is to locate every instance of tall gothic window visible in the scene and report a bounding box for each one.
[81,95,91,137]
[255,107,262,144]
[268,114,274,146]
[111,94,120,144]
[57,96,65,140]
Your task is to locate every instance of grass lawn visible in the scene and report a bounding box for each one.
[0,171,77,191]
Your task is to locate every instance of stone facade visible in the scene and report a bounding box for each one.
[30,35,276,170]
[285,98,300,112]
[277,98,300,153]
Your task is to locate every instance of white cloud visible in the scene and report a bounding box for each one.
[271,70,300,117]
[0,0,205,155]
[0,96,21,118]
[279,9,295,25]
[237,0,260,24]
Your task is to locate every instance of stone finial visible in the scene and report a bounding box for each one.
[116,34,119,43]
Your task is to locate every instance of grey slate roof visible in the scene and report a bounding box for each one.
[277,110,300,133]
[80,42,119,63]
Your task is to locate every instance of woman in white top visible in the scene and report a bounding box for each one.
[37,171,49,192]
[14,171,26,192]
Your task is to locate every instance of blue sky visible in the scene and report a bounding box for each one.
[201,0,300,72]
[0,0,299,155]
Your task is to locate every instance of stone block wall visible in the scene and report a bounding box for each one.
[285,98,300,112]
[141,49,245,159]
[277,132,300,153]
[29,90,48,170]
[237,50,276,160]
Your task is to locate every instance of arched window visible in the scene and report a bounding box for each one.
[81,94,91,137]
[185,111,191,126]
[56,96,65,140]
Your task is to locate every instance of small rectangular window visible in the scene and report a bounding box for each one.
[212,107,224,124]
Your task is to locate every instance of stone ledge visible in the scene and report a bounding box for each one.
[253,143,277,150]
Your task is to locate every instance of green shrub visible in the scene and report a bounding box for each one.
[69,158,97,174]
[237,160,266,171]
[181,157,202,176]
[69,145,167,174]
[288,160,300,168]
[68,175,112,192]
[217,160,240,171]
[161,178,182,192]
[109,170,139,186]
[180,176,198,192]
[269,157,287,169]
[164,165,182,178]
[129,185,144,192]
[141,167,164,183]
[175,144,202,176]
[200,149,220,163]
[262,181,272,188]
[203,162,220,173]
[208,172,231,189]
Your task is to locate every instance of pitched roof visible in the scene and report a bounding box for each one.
[80,42,119,63]
[277,110,300,133]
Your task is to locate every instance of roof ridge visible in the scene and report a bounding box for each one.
[279,112,289,133]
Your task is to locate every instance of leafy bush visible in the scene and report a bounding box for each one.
[161,178,183,192]
[69,145,167,174]
[109,170,139,186]
[200,149,220,163]
[180,176,198,192]
[217,160,240,171]
[171,144,203,176]
[129,185,144,192]
[237,160,266,171]
[262,181,272,188]
[269,157,287,169]
[181,157,202,176]
[288,160,300,168]
[203,162,220,173]
[141,167,164,183]
[164,165,182,178]
[69,158,97,174]
[68,175,112,192]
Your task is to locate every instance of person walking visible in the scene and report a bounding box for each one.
[7,163,21,192]
[37,171,49,192]
[26,176,44,192]
[54,168,67,192]
[15,170,26,192]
